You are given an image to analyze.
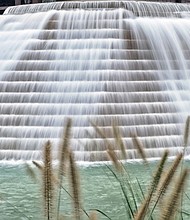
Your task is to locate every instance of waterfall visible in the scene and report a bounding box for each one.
[1,1,190,161]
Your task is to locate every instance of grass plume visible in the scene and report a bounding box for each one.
[184,116,190,147]
[25,116,190,220]
[69,150,81,220]
[131,134,147,164]
[112,125,127,160]
[43,141,54,220]
[32,160,43,171]
[134,150,169,220]
[25,163,37,182]
[58,118,72,177]
[156,153,183,204]
[57,118,72,219]
[89,211,98,220]
[160,169,189,220]
[107,148,123,173]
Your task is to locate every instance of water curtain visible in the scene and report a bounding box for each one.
[1,1,190,161]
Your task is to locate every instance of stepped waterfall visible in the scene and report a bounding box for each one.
[1,1,190,161]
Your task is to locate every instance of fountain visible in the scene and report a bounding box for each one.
[1,1,190,161]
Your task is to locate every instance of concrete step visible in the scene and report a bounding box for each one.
[0,91,190,103]
[2,70,190,81]
[0,134,183,149]
[16,49,190,61]
[0,102,187,115]
[0,113,183,127]
[0,145,189,161]
[0,123,183,137]
[1,80,190,92]
[3,60,190,71]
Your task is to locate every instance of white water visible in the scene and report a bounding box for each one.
[1,1,190,161]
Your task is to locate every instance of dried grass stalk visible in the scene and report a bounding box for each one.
[151,150,169,192]
[57,118,72,219]
[135,151,169,220]
[131,134,147,163]
[69,150,81,220]
[32,160,43,171]
[184,116,190,147]
[32,160,60,186]
[156,153,183,202]
[43,141,54,220]
[89,211,98,220]
[91,121,107,139]
[107,149,123,173]
[58,118,72,177]
[160,169,189,220]
[113,125,127,160]
[91,122,114,151]
[25,163,37,182]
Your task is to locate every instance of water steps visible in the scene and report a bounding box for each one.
[1,2,190,161]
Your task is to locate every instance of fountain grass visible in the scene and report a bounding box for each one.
[24,118,190,220]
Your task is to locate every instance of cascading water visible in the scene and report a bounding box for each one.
[1,1,190,161]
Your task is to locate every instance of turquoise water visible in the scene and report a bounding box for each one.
[0,161,189,220]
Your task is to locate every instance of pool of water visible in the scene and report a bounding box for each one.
[0,160,189,220]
